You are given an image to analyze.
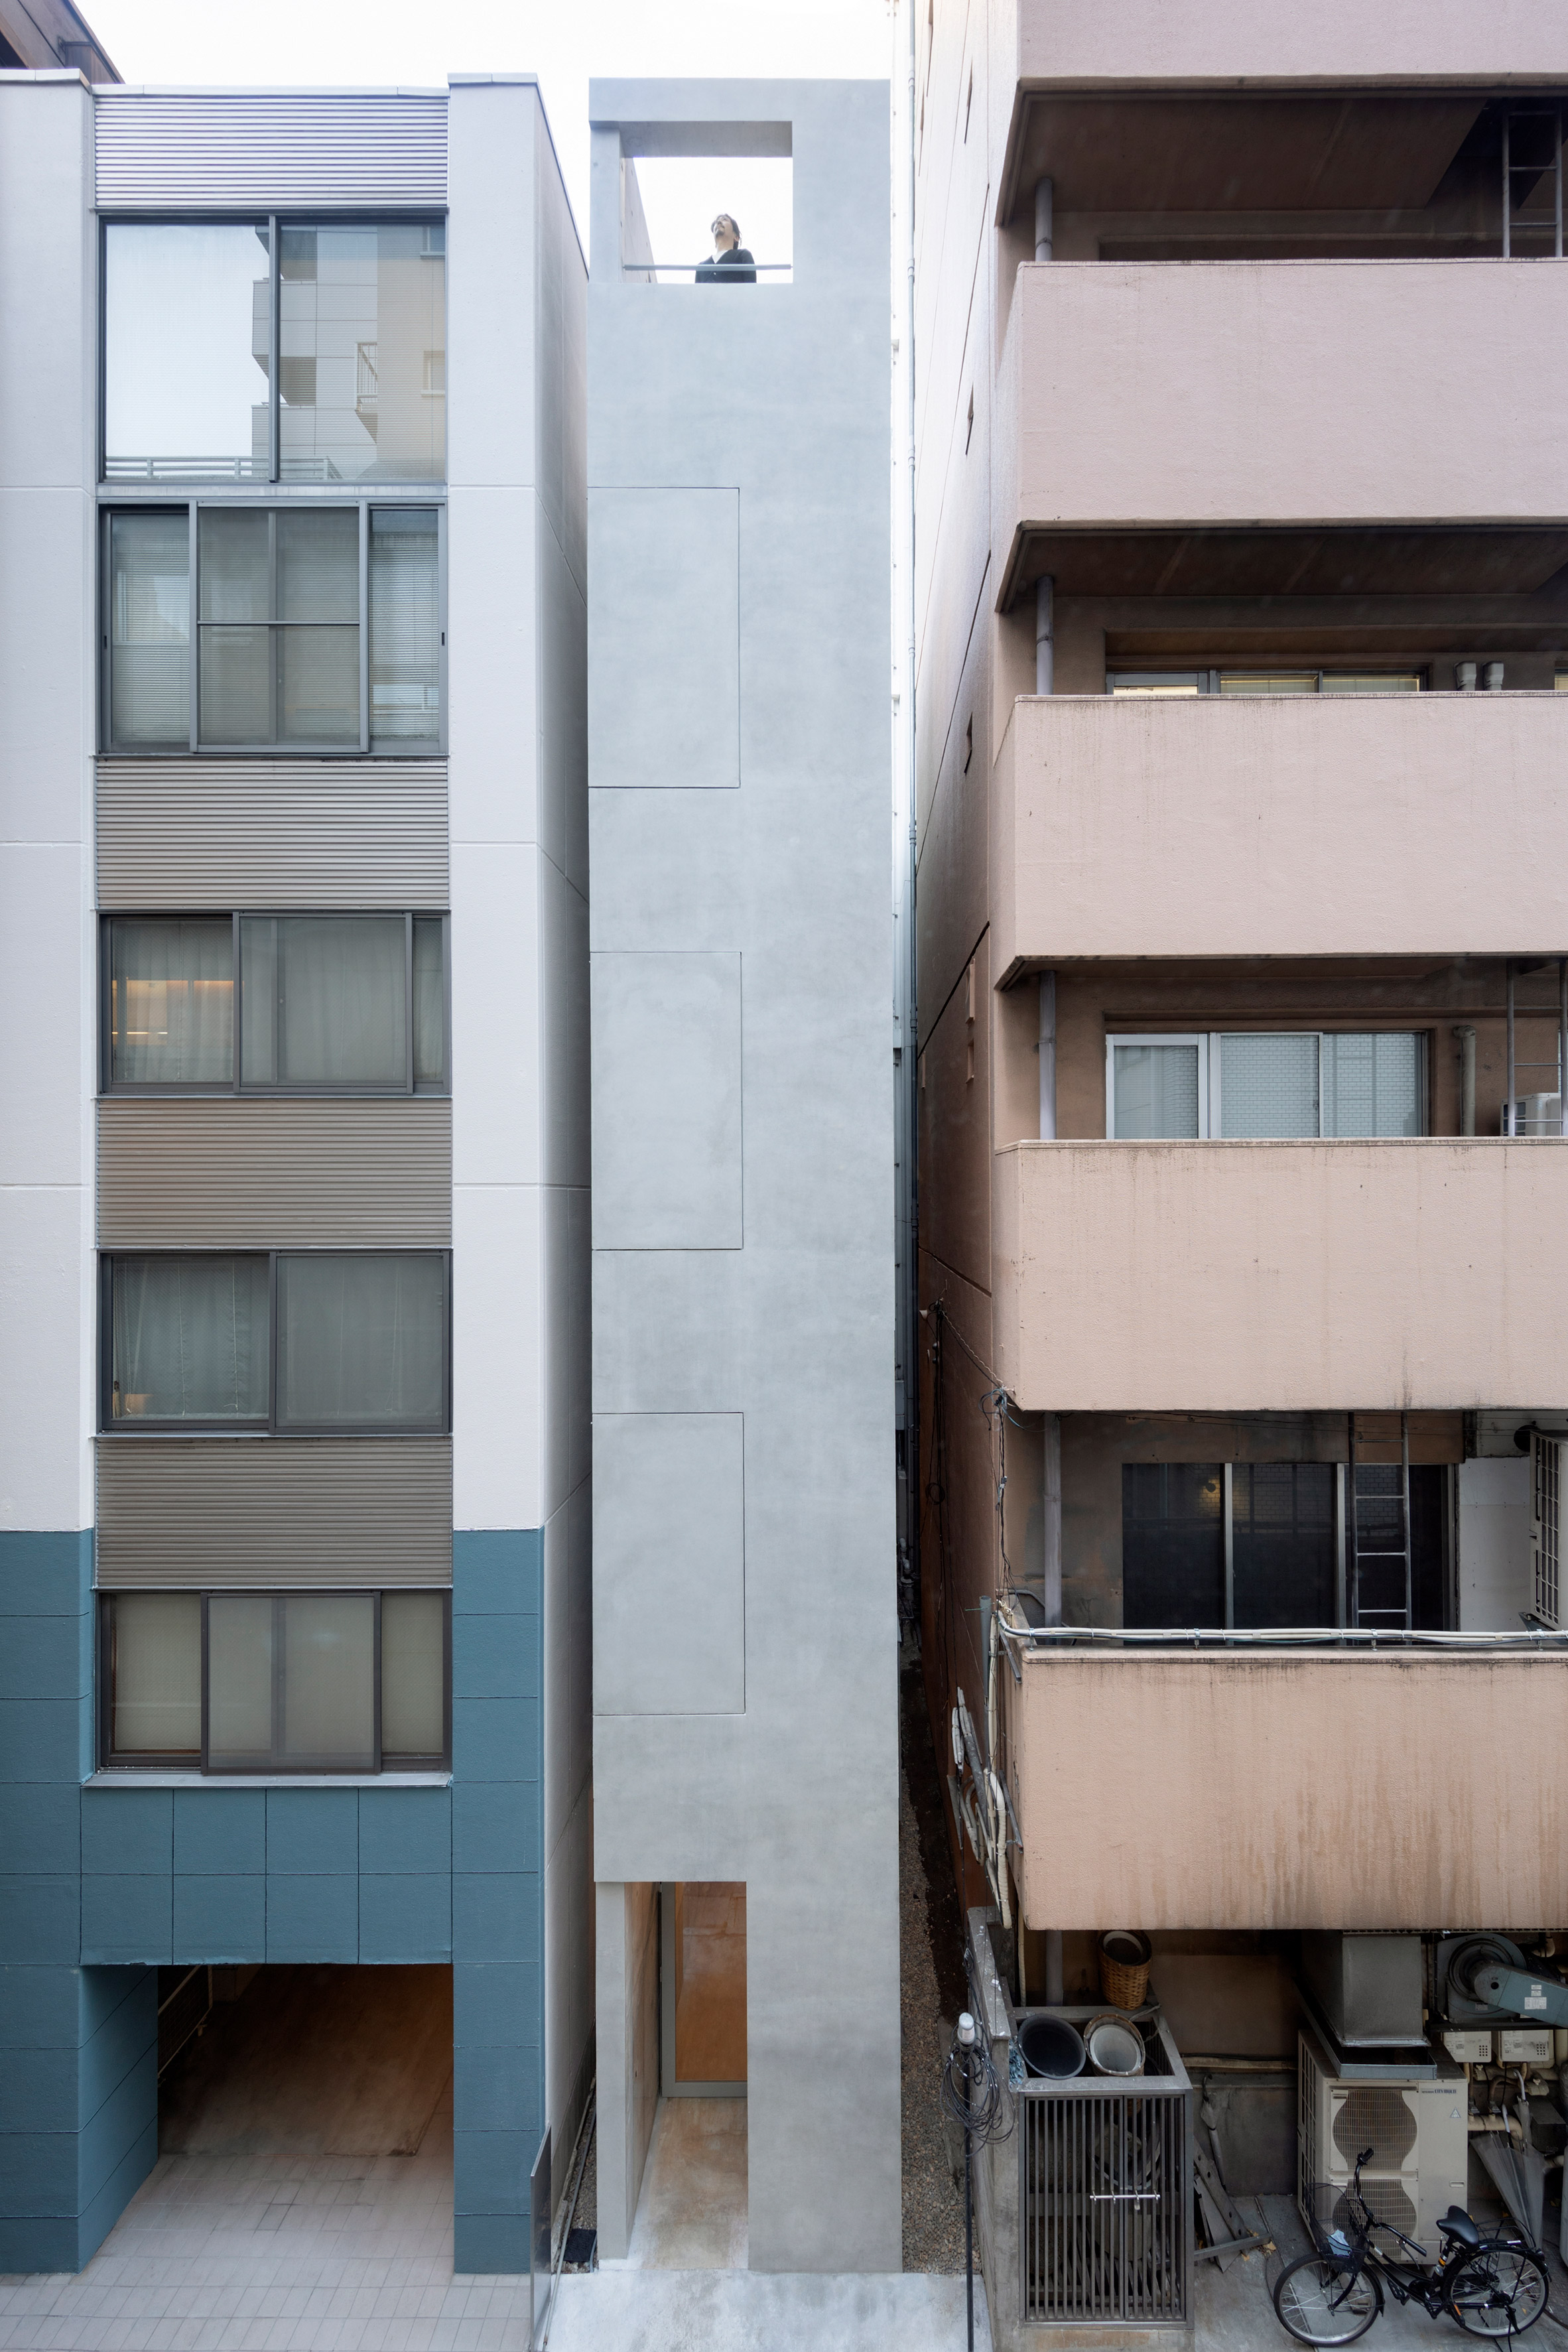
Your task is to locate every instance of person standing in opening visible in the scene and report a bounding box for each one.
[696,214,756,284]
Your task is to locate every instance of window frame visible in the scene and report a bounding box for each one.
[98,496,447,757]
[99,212,448,493]
[99,909,451,1097]
[97,1587,452,1775]
[99,1248,453,1437]
[1105,670,1427,696]
[1105,1031,1429,1140]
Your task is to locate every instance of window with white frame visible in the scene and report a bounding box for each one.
[1106,1033,1426,1140]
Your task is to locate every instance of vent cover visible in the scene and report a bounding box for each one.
[94,92,447,210]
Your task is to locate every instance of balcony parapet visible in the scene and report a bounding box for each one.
[993,690,1568,975]
[994,1137,1568,1413]
[1006,1638,1568,1929]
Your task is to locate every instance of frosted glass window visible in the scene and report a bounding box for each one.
[1112,1043,1200,1138]
[108,512,190,746]
[369,508,440,745]
[413,918,445,1087]
[1321,674,1421,694]
[279,224,445,483]
[198,507,359,746]
[1323,1032,1423,1138]
[1108,673,1201,696]
[280,1595,375,1766]
[111,1255,270,1423]
[109,1593,200,1756]
[1219,1033,1319,1138]
[275,1253,446,1431]
[1218,673,1317,695]
[104,224,271,482]
[380,1591,447,1756]
[109,918,233,1085]
[241,917,407,1086]
[207,1595,276,1768]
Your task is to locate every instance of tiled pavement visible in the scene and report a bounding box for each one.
[0,2090,537,2352]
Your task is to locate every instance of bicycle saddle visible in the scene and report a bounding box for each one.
[1441,2207,1482,2251]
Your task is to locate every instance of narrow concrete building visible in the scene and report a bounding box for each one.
[0,67,590,2280]
[585,78,900,2270]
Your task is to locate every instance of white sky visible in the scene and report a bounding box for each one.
[83,0,894,257]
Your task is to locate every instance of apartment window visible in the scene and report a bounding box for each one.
[1106,1033,1425,1139]
[100,1589,449,1772]
[103,1252,450,1433]
[1107,671,1423,696]
[103,914,447,1092]
[103,220,445,484]
[103,503,441,753]
[1122,1462,1445,1630]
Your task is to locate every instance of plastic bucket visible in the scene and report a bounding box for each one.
[1018,2016,1087,2080]
[1084,2014,1145,2077]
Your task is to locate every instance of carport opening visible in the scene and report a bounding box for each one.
[157,1963,453,2163]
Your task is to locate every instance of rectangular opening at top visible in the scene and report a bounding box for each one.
[618,135,793,287]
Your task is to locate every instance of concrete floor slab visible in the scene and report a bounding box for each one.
[548,2266,994,2351]
[620,2099,748,2270]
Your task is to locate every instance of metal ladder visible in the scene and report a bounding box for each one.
[1349,1413,1411,1631]
[1505,958,1568,1136]
[1503,105,1563,258]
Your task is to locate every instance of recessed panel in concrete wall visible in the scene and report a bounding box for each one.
[591,952,742,1248]
[588,488,739,789]
[594,1413,744,1715]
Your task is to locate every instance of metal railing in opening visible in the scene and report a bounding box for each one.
[1018,2012,1192,2328]
[157,1965,212,2076]
[998,1618,1568,1654]
[621,261,793,277]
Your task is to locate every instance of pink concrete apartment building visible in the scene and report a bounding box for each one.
[911,3,1568,2335]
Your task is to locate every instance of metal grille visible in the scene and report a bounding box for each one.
[1331,2086,1416,2170]
[98,1098,452,1248]
[94,93,448,210]
[1021,2087,1190,2325]
[157,1966,212,2075]
[96,759,448,910]
[1534,1435,1560,1627]
[97,1436,452,1587]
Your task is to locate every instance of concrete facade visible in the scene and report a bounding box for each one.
[585,80,899,2274]
[0,72,589,2276]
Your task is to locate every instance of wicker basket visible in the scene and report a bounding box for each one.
[1098,1930,1152,2011]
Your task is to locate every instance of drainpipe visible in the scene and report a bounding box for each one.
[1455,1026,1476,1136]
[1035,575,1054,695]
[1033,175,1053,261]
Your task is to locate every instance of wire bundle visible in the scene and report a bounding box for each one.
[941,2018,1014,2146]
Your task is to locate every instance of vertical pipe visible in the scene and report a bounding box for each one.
[1402,1413,1412,1630]
[1045,1927,1064,2004]
[1455,1025,1476,1136]
[1042,1411,1062,1624]
[1508,961,1517,1136]
[1035,574,1055,695]
[1039,970,1057,1138]
[1504,109,1512,259]
[1559,958,1566,1131]
[1222,1462,1234,1628]
[1557,107,1563,259]
[1034,174,1054,261]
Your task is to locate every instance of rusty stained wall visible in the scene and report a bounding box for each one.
[1009,1646,1568,1931]
[1057,1408,1461,1628]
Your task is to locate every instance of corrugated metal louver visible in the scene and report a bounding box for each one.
[94,92,447,210]
[98,1098,452,1248]
[96,1437,452,1587]
[96,760,448,908]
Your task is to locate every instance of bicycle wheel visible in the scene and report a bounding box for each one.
[1445,2242,1551,2337]
[1273,2253,1383,2345]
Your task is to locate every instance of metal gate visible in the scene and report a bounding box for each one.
[1019,2028,1192,2326]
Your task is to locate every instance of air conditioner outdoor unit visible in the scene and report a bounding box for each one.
[1299,2028,1468,2254]
[1506,1092,1563,1137]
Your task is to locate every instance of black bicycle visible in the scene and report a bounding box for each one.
[1272,2150,1551,2343]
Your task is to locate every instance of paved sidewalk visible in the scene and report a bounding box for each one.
[0,2089,537,2352]
[549,2268,992,2351]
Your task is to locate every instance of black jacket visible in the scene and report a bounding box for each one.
[696,247,756,284]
